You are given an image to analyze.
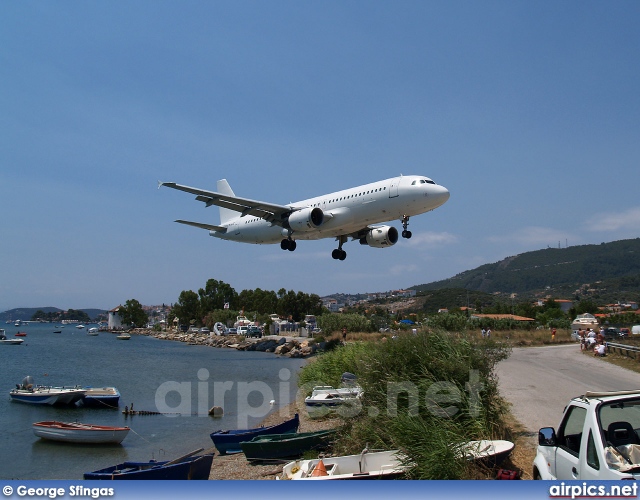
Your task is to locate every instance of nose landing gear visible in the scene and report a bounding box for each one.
[401,215,412,239]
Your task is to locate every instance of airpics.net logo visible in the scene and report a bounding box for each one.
[549,482,638,499]
[152,367,485,428]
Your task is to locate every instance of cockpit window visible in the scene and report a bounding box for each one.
[414,179,436,185]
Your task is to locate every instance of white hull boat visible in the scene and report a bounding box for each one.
[87,328,99,336]
[116,333,131,340]
[457,439,515,467]
[304,385,363,418]
[33,421,130,444]
[0,329,23,345]
[279,449,408,480]
[10,376,86,405]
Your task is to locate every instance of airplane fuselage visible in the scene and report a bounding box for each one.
[214,175,449,244]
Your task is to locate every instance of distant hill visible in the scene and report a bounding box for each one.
[412,238,640,302]
[0,307,107,322]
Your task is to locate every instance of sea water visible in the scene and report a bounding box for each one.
[0,323,307,479]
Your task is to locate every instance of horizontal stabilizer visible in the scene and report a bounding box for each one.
[175,220,227,233]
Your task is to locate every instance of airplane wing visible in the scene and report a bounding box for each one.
[175,220,227,233]
[159,181,292,225]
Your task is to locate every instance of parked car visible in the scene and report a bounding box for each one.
[179,324,189,332]
[225,327,237,335]
[247,326,262,338]
[189,326,199,333]
[604,327,626,340]
[237,326,248,335]
[620,328,631,336]
[199,327,210,334]
[534,390,640,479]
[633,325,640,335]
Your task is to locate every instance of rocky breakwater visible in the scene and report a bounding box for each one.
[133,329,319,358]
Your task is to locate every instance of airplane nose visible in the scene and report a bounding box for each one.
[434,185,450,206]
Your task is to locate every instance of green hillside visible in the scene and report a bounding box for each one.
[412,238,640,302]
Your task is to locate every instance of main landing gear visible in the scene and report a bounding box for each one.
[280,238,297,251]
[332,235,347,261]
[401,215,412,239]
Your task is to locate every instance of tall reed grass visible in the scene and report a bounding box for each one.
[298,329,511,479]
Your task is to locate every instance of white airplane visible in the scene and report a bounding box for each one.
[159,174,450,260]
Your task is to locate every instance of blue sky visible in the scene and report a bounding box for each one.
[1,1,639,311]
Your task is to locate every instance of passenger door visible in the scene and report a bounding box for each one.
[554,404,588,479]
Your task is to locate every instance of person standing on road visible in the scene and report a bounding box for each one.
[552,328,556,341]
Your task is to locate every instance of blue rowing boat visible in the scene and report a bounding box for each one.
[84,450,213,480]
[210,413,299,455]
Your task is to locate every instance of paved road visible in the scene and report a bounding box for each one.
[496,344,640,433]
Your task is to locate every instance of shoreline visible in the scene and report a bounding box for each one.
[129,328,319,359]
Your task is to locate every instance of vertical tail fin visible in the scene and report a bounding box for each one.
[216,179,236,225]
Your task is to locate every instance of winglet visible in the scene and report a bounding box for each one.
[158,181,163,190]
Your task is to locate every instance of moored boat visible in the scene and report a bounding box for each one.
[210,413,299,455]
[15,332,27,337]
[0,329,24,345]
[279,449,408,480]
[32,421,130,444]
[241,429,337,461]
[84,449,214,480]
[78,387,121,408]
[9,376,86,405]
[87,328,99,336]
[116,333,131,340]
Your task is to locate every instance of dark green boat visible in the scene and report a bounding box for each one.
[240,429,337,462]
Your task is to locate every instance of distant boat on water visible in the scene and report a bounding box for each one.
[33,421,130,444]
[1,329,24,345]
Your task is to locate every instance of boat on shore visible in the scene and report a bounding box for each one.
[457,439,514,467]
[78,387,121,408]
[9,376,86,406]
[210,413,299,455]
[84,449,214,480]
[241,429,337,461]
[0,329,24,345]
[32,421,130,444]
[279,449,408,480]
[305,385,363,418]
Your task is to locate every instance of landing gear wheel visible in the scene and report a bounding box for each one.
[281,239,296,251]
[401,215,411,238]
[339,250,347,260]
[332,249,341,260]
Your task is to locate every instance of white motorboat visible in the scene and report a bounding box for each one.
[9,376,86,405]
[116,333,131,340]
[76,324,86,329]
[305,373,363,418]
[0,329,24,345]
[571,313,599,332]
[87,328,99,336]
[33,421,130,444]
[279,449,408,480]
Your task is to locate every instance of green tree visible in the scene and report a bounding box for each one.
[118,299,149,328]
[198,279,238,317]
[172,290,200,326]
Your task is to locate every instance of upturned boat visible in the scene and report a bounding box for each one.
[32,421,130,444]
[240,429,337,461]
[210,413,299,455]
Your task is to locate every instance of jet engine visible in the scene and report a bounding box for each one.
[285,207,324,231]
[359,226,399,248]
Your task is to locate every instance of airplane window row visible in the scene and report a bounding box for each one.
[311,187,387,207]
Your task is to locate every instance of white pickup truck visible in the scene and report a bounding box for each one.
[534,390,640,479]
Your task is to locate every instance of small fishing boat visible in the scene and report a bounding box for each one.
[457,439,515,467]
[15,332,27,337]
[0,329,24,345]
[241,429,337,461]
[33,421,130,444]
[84,449,214,480]
[210,413,299,455]
[10,377,86,405]
[116,333,131,340]
[279,449,408,480]
[78,387,121,408]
